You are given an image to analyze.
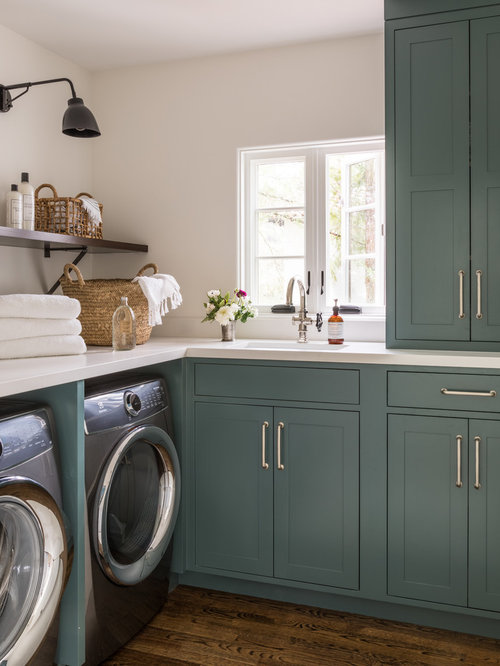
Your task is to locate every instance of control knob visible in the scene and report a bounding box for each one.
[124,391,142,416]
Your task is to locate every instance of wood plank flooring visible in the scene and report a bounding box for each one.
[102,585,500,665]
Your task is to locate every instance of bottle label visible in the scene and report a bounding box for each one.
[328,321,344,340]
[9,199,22,228]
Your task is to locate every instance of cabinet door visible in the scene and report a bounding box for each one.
[193,402,274,576]
[468,420,500,611]
[273,408,359,589]
[471,17,500,341]
[388,415,468,605]
[393,22,470,341]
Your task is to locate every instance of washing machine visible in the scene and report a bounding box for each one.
[84,374,180,665]
[0,400,69,666]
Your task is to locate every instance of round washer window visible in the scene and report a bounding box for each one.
[94,425,180,586]
[0,498,43,658]
[107,440,163,565]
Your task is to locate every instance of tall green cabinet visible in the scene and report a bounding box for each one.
[386,1,500,349]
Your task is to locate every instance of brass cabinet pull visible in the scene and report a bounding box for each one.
[441,388,496,398]
[474,436,481,489]
[261,421,269,470]
[458,269,465,319]
[277,421,285,471]
[476,269,483,319]
[456,435,463,488]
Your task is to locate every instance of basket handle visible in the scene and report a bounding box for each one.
[75,192,95,199]
[63,263,85,286]
[35,183,58,199]
[136,263,159,276]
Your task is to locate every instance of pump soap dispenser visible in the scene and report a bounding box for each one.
[328,299,344,345]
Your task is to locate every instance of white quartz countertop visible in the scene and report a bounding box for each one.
[3,337,500,397]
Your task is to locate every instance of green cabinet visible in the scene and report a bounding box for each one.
[386,5,500,349]
[388,413,500,612]
[193,401,359,590]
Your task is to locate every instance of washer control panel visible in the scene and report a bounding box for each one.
[0,409,53,471]
[84,379,168,434]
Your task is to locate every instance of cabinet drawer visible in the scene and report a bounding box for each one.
[388,371,500,412]
[195,363,359,404]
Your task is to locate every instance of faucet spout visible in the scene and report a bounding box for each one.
[287,276,313,342]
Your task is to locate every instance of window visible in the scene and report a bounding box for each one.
[240,138,385,314]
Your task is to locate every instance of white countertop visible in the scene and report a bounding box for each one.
[3,337,500,397]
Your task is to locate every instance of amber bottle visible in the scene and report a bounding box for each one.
[328,299,344,345]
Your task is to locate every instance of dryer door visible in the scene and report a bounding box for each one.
[0,479,67,666]
[93,424,180,586]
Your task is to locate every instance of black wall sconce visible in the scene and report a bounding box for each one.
[0,77,100,137]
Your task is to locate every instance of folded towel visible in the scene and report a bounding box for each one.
[0,317,82,342]
[78,196,102,228]
[132,273,182,326]
[0,335,86,359]
[0,294,80,319]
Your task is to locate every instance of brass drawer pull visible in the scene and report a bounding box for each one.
[476,269,483,320]
[277,421,285,471]
[261,421,269,470]
[458,269,465,319]
[441,388,496,398]
[474,436,481,490]
[456,435,463,488]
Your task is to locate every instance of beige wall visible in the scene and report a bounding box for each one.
[0,28,384,338]
[0,24,94,294]
[92,33,384,338]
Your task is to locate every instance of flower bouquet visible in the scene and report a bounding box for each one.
[202,289,257,340]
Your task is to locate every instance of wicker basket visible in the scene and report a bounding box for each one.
[60,262,158,346]
[35,184,103,239]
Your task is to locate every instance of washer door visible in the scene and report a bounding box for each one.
[93,425,180,586]
[0,479,67,666]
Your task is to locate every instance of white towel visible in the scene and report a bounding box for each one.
[0,294,81,319]
[132,274,182,326]
[0,335,86,359]
[78,196,102,228]
[0,317,82,342]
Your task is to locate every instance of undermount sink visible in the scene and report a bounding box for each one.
[242,340,348,350]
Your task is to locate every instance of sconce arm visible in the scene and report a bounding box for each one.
[0,77,77,112]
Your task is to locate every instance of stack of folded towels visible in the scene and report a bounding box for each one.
[0,294,86,360]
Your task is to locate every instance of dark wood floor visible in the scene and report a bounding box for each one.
[103,585,500,665]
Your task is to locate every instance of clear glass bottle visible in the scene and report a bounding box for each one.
[112,296,136,351]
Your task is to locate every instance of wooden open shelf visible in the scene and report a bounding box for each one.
[0,226,148,254]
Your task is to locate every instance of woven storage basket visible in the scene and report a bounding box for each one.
[60,262,158,346]
[35,184,103,239]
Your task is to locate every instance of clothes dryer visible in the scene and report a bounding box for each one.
[0,400,69,666]
[84,375,180,665]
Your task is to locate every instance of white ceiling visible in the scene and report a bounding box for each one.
[0,0,384,71]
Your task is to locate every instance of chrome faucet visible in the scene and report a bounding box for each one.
[286,276,313,342]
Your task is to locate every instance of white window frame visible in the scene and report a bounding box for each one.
[239,137,385,315]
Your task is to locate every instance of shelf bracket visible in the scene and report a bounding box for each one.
[45,245,88,294]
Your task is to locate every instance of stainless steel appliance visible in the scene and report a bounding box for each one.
[84,375,180,665]
[0,400,69,666]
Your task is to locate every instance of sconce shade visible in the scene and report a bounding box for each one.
[62,97,100,137]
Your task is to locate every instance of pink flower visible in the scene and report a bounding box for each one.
[235,289,247,298]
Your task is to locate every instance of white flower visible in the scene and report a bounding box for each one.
[206,303,215,313]
[215,305,235,326]
[229,303,239,314]
[207,289,220,298]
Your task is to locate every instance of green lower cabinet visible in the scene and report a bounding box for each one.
[388,414,469,605]
[468,419,500,612]
[194,402,274,576]
[389,414,500,613]
[274,408,359,589]
[193,401,359,590]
